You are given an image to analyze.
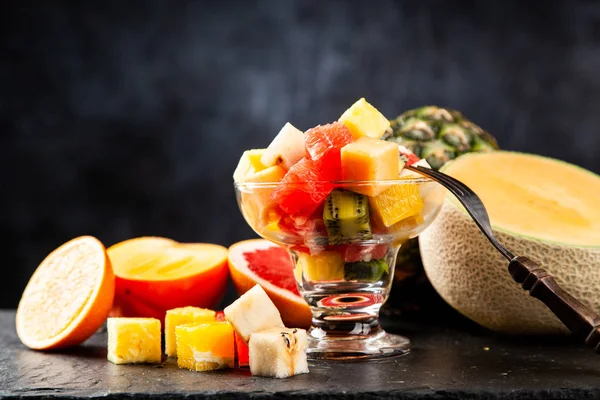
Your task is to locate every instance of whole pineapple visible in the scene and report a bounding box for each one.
[383,106,499,318]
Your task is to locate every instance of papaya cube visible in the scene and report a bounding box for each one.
[369,183,424,227]
[175,322,234,372]
[339,98,390,140]
[233,149,268,182]
[249,327,309,378]
[107,318,162,365]
[340,137,400,196]
[165,307,216,358]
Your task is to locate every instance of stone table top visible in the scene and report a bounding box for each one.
[2,310,600,399]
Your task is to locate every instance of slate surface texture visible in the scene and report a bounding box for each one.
[2,310,600,399]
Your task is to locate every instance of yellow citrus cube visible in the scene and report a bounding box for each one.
[233,149,268,182]
[165,307,216,358]
[107,318,162,365]
[370,183,424,227]
[297,251,344,282]
[176,322,234,371]
[340,137,400,196]
[240,165,286,230]
[339,98,390,140]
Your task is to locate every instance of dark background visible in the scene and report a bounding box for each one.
[2,0,600,309]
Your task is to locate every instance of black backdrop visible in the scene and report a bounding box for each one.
[2,0,600,309]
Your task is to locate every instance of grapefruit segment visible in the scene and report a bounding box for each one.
[108,238,229,322]
[228,239,312,329]
[16,236,115,350]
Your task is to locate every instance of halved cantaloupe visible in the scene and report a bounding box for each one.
[420,151,600,334]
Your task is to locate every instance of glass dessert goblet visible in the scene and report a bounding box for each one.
[235,177,445,360]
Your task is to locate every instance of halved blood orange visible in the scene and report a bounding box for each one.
[16,236,115,350]
[108,238,229,322]
[228,239,311,328]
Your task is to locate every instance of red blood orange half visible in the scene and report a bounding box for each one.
[228,239,312,329]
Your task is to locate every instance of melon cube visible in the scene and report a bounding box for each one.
[340,137,400,196]
[224,284,284,343]
[249,327,309,378]
[297,251,344,282]
[261,122,305,170]
[107,318,162,365]
[233,149,268,182]
[339,98,390,140]
[369,183,424,227]
[165,307,216,358]
[175,322,234,371]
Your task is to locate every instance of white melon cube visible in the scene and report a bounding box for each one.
[223,284,284,343]
[260,122,305,170]
[249,327,309,378]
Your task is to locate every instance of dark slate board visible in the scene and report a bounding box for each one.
[2,311,600,399]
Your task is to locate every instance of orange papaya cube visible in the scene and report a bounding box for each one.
[340,137,400,196]
[165,307,216,358]
[175,321,234,372]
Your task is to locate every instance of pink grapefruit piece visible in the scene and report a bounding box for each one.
[227,239,311,329]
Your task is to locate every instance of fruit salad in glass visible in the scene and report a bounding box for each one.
[234,98,445,359]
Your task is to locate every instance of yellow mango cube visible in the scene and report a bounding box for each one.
[369,183,424,227]
[175,322,234,372]
[339,98,390,140]
[297,251,344,282]
[107,318,162,365]
[165,307,216,358]
[340,137,400,196]
[240,165,286,230]
[233,149,268,182]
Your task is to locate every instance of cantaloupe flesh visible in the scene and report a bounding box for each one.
[443,152,600,247]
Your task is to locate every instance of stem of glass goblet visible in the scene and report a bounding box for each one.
[290,243,401,338]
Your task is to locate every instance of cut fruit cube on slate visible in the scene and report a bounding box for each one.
[249,327,309,378]
[175,321,234,371]
[223,284,284,343]
[107,317,162,365]
[165,307,216,358]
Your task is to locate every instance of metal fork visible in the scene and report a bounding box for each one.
[408,164,600,352]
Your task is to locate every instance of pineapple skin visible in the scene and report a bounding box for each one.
[107,318,162,365]
[249,327,309,378]
[384,106,499,170]
[384,106,499,316]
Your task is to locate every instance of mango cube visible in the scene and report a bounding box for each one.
[297,251,344,282]
[165,307,216,358]
[175,322,234,371]
[233,149,268,182]
[369,183,424,227]
[224,284,284,343]
[339,98,390,140]
[340,137,400,196]
[249,327,309,378]
[107,318,162,365]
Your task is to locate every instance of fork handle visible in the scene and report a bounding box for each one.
[508,256,600,352]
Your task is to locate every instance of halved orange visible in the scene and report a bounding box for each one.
[16,236,115,350]
[228,239,311,328]
[108,238,229,322]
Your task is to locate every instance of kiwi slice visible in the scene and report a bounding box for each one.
[344,259,389,282]
[323,189,372,245]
